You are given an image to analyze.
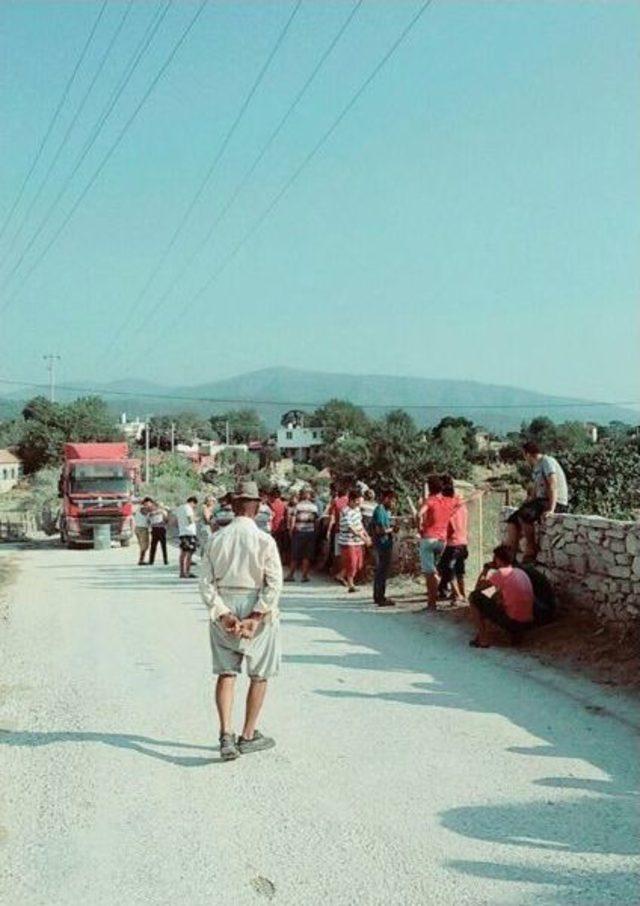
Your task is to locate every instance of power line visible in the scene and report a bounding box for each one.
[0,1,134,272]
[0,377,636,413]
[112,0,365,372]
[0,1,109,247]
[0,1,204,312]
[100,0,304,367]
[42,355,62,403]
[74,2,173,179]
[2,0,175,311]
[145,0,436,354]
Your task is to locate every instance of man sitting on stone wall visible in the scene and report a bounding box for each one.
[506,441,569,562]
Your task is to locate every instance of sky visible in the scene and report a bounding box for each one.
[0,0,638,404]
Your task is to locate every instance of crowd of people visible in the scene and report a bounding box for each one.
[130,441,568,759]
[132,439,568,638]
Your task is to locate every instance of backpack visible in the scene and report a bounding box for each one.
[522,564,556,625]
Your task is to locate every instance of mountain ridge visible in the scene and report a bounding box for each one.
[1,366,637,433]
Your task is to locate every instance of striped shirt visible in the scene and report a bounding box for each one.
[339,505,365,547]
[293,500,318,534]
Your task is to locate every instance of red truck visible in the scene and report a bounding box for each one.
[59,443,140,548]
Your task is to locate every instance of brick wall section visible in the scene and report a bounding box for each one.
[500,508,640,631]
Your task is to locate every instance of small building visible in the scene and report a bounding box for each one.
[276,411,324,462]
[120,413,146,442]
[0,449,23,492]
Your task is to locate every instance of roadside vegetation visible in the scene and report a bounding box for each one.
[0,395,638,525]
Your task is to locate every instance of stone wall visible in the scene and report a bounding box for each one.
[501,509,640,633]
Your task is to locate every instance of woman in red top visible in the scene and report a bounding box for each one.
[417,475,459,610]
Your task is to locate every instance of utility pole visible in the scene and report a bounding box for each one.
[145,414,151,484]
[43,354,61,402]
[170,422,175,454]
[225,419,230,446]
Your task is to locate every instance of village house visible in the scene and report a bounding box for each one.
[276,410,324,462]
[0,449,23,492]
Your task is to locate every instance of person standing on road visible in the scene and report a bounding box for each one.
[268,487,288,561]
[417,475,459,611]
[371,489,397,607]
[285,487,318,583]
[212,493,235,533]
[199,481,283,762]
[327,483,349,575]
[148,501,169,566]
[438,477,469,604]
[176,495,198,579]
[133,497,152,565]
[338,489,371,593]
[255,489,273,535]
[198,495,216,549]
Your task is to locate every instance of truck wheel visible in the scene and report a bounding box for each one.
[120,538,131,548]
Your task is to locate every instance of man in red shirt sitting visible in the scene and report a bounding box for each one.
[469,544,535,648]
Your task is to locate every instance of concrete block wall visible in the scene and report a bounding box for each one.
[501,509,640,632]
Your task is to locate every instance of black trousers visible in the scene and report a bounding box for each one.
[373,544,393,604]
[149,526,168,565]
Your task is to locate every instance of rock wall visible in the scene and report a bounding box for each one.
[501,509,640,632]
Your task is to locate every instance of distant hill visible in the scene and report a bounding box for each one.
[1,367,637,433]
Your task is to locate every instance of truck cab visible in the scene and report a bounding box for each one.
[59,443,140,548]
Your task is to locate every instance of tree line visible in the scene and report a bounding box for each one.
[0,395,638,518]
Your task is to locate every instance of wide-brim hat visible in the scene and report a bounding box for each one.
[232,480,261,501]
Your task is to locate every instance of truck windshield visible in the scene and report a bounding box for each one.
[70,464,131,495]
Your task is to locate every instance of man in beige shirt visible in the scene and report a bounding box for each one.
[199,481,283,761]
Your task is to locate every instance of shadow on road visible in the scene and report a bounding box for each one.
[284,594,640,905]
[0,728,223,767]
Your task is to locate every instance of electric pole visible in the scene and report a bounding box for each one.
[170,422,175,454]
[145,414,151,484]
[43,354,61,402]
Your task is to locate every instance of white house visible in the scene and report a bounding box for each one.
[120,413,146,442]
[276,411,324,461]
[0,449,23,492]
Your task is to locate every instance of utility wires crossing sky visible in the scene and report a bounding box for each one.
[108,0,365,372]
[0,0,108,248]
[140,0,436,357]
[0,0,203,315]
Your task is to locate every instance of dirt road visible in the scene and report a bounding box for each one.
[1,542,639,905]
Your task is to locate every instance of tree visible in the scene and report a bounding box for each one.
[433,416,477,458]
[322,435,372,485]
[310,399,371,443]
[520,417,592,454]
[210,409,266,444]
[560,438,640,519]
[16,395,122,473]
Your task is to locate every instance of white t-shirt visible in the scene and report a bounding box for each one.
[133,507,149,529]
[176,503,197,537]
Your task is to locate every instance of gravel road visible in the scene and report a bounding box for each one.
[1,542,639,906]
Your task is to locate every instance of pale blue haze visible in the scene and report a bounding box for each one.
[1,1,638,403]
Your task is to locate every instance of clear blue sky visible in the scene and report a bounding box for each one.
[1,0,638,403]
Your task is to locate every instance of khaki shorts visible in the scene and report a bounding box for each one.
[209,590,281,679]
[135,527,149,547]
